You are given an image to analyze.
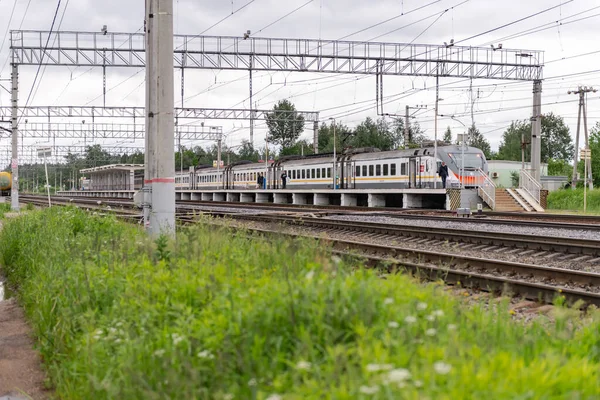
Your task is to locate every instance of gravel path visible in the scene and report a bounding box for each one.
[326,214,600,241]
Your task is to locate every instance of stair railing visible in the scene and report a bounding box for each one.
[519,169,541,206]
[476,168,496,210]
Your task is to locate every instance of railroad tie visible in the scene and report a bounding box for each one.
[572,255,592,262]
[544,253,562,259]
[518,250,536,256]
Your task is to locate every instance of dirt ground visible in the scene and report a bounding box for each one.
[0,297,48,400]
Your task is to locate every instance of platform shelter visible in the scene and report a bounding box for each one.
[80,164,144,191]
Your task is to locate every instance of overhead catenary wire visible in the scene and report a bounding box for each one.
[19,0,64,125]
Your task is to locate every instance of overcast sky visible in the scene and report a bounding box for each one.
[0,0,599,163]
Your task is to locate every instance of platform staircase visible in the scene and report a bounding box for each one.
[476,168,544,212]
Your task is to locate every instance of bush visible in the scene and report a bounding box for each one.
[1,208,599,399]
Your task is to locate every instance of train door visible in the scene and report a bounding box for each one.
[189,167,195,190]
[343,160,355,189]
[409,158,417,188]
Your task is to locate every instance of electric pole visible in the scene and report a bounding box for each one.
[145,0,176,236]
[568,86,596,189]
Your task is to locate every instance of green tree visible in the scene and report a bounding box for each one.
[497,113,573,163]
[318,121,352,153]
[237,140,260,162]
[547,158,572,177]
[467,124,492,159]
[541,113,573,163]
[497,121,529,162]
[349,117,398,150]
[280,139,314,157]
[443,126,452,144]
[266,100,305,149]
[588,122,600,187]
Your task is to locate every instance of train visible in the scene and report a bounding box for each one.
[174,145,488,191]
[0,171,11,196]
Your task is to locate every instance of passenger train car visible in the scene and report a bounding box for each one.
[174,145,488,191]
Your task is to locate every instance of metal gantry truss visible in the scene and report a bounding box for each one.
[6,122,222,140]
[10,30,544,80]
[0,106,319,121]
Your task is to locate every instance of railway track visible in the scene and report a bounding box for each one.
[18,194,600,307]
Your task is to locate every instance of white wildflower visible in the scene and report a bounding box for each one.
[248,378,257,387]
[108,327,117,334]
[305,270,315,280]
[171,333,184,345]
[114,338,122,344]
[197,350,214,359]
[416,302,428,311]
[425,328,437,337]
[388,321,400,328]
[414,380,423,388]
[115,321,124,327]
[447,324,457,331]
[404,316,417,324]
[331,256,342,265]
[433,361,452,375]
[366,364,394,372]
[359,385,380,395]
[386,368,411,383]
[265,395,282,400]
[426,315,436,321]
[153,349,166,357]
[432,310,444,317]
[383,298,394,305]
[222,395,234,400]
[296,361,311,370]
[94,329,103,336]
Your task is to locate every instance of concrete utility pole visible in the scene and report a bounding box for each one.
[434,75,439,189]
[313,121,319,154]
[10,63,19,211]
[569,86,596,189]
[145,0,176,236]
[530,79,542,182]
[405,105,410,147]
[567,86,597,189]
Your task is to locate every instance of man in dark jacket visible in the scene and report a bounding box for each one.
[281,171,288,189]
[257,173,264,189]
[438,162,449,188]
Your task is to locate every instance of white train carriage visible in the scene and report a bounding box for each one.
[173,145,488,191]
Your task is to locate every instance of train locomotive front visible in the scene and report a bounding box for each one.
[0,171,12,196]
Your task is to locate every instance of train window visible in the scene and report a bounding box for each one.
[317,169,321,178]
[311,169,315,179]
[302,170,306,179]
[362,165,367,176]
[369,165,374,176]
[383,164,389,176]
[327,168,331,178]
[376,164,381,176]
[321,168,326,177]
[400,163,406,175]
[355,166,360,177]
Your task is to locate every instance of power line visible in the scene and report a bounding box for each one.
[0,0,19,77]
[19,0,64,124]
[454,0,574,45]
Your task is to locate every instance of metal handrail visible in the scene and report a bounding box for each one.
[519,169,541,205]
[476,168,496,210]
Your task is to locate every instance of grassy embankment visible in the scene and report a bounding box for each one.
[0,208,599,399]
[547,188,600,213]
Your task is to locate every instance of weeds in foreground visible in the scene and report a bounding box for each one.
[0,207,599,399]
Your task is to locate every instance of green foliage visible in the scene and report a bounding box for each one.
[279,139,314,157]
[467,124,492,159]
[548,188,600,212]
[1,209,600,398]
[548,158,572,177]
[587,122,600,187]
[443,126,452,144]
[510,171,520,188]
[237,140,261,162]
[266,100,305,149]
[497,113,574,163]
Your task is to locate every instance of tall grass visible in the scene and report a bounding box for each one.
[547,188,600,212]
[1,208,599,399]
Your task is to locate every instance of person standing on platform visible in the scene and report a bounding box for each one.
[257,173,264,189]
[438,162,449,189]
[281,171,288,189]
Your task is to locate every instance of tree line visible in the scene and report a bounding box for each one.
[13,99,599,192]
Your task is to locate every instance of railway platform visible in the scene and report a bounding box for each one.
[57,188,452,209]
